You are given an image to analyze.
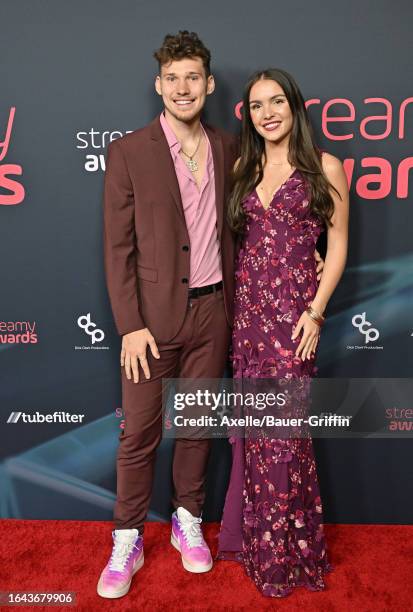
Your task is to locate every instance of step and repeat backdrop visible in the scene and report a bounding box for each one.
[1,0,412,523]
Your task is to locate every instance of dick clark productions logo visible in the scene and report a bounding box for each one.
[352,312,380,344]
[77,313,105,344]
[75,313,109,351]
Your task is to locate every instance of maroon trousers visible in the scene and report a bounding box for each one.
[114,288,230,532]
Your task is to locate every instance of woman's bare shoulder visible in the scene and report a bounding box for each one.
[320,151,342,172]
[320,151,348,196]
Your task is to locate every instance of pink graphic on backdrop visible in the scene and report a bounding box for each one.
[232,96,413,199]
[0,107,25,205]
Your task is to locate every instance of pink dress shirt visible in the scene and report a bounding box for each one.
[159,112,222,288]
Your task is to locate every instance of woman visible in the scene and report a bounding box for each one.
[217,68,349,597]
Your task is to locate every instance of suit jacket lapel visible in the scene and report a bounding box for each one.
[149,116,185,221]
[205,124,224,240]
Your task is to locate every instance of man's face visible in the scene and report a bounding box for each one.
[155,57,215,123]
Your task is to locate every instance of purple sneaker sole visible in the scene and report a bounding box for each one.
[171,533,213,573]
[97,552,144,599]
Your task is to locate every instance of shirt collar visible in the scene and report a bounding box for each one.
[159,111,208,155]
[159,111,181,152]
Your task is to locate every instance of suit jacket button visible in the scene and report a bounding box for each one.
[182,277,188,284]
[182,245,189,252]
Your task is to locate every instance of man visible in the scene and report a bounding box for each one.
[98,31,238,599]
[98,30,324,599]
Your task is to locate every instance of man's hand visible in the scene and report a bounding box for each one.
[121,328,160,383]
[315,249,325,282]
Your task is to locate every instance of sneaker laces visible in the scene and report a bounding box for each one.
[180,516,204,548]
[109,536,139,572]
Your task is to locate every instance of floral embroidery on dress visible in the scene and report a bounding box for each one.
[228,170,333,597]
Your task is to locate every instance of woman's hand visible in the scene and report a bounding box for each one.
[291,311,321,360]
[314,249,324,282]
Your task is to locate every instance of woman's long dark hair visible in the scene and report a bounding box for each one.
[228,68,338,234]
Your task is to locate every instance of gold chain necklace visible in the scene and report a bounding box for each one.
[180,132,203,172]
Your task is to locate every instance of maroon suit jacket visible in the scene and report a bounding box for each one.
[103,115,239,343]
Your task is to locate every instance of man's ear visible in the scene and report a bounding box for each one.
[206,75,215,96]
[155,75,162,96]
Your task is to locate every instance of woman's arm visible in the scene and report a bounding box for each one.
[311,152,349,315]
[292,152,349,360]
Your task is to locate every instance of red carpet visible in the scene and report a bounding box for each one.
[1,520,412,611]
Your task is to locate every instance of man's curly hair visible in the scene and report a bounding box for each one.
[154,30,211,77]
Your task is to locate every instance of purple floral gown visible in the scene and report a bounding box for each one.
[217,168,333,597]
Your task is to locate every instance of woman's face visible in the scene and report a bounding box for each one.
[248,78,293,145]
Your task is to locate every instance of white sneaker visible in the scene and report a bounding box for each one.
[97,528,144,598]
[171,507,213,573]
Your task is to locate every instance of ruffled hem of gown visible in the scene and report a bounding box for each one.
[215,433,334,598]
[215,550,334,598]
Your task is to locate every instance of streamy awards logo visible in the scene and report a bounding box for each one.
[235,95,413,200]
[0,321,38,344]
[0,107,25,205]
[75,128,132,172]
